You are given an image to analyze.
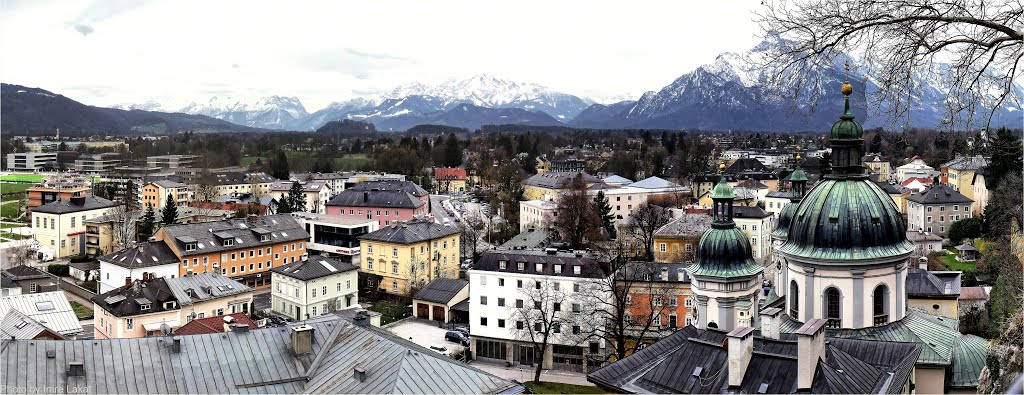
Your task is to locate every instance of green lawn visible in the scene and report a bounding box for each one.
[938,248,977,271]
[0,202,20,219]
[69,301,94,320]
[366,299,409,325]
[1,182,32,201]
[0,174,44,183]
[524,381,605,394]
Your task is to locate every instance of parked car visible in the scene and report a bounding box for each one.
[445,330,470,346]
[453,326,471,336]
[429,345,452,356]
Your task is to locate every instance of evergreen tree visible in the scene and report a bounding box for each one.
[276,195,293,214]
[983,127,1023,190]
[287,181,307,212]
[160,194,178,225]
[868,133,883,153]
[138,204,157,240]
[271,151,290,180]
[595,191,617,239]
[443,133,462,167]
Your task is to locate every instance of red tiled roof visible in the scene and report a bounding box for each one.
[174,313,257,336]
[901,177,934,187]
[434,167,467,181]
[959,286,989,301]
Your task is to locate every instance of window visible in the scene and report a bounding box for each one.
[659,243,666,252]
[223,239,234,247]
[654,297,662,306]
[535,281,541,290]
[927,216,932,223]
[572,303,581,313]
[392,281,398,292]
[573,283,580,292]
[367,260,374,270]
[953,205,959,211]
[140,303,151,311]
[873,284,889,325]
[516,280,523,288]
[392,263,399,274]
[498,278,505,287]
[498,319,505,328]
[392,248,398,257]
[480,296,487,305]
[517,262,525,271]
[940,206,945,212]
[498,260,507,270]
[347,280,351,289]
[573,266,581,275]
[231,253,236,261]
[790,281,799,318]
[480,317,488,326]
[534,322,542,332]
[684,298,693,307]
[534,301,541,309]
[498,298,505,307]
[313,288,318,298]
[337,282,342,292]
[669,297,678,306]
[71,217,76,228]
[126,318,134,330]
[367,245,373,254]
[535,263,543,272]
[653,315,661,326]
[824,287,841,328]
[516,299,524,308]
[553,302,561,311]
[927,206,933,212]
[554,264,562,274]
[517,321,524,330]
[480,276,487,285]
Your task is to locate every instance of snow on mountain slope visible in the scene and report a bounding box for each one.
[178,95,309,130]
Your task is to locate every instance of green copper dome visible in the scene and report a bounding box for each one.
[690,226,763,278]
[771,201,799,241]
[787,168,808,182]
[778,179,913,262]
[830,82,863,139]
[711,177,735,199]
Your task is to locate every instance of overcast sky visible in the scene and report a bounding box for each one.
[0,0,764,111]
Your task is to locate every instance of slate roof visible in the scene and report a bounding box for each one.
[0,273,16,289]
[0,309,61,339]
[270,180,330,192]
[627,176,682,189]
[654,214,713,239]
[907,184,974,204]
[2,265,50,281]
[766,191,798,199]
[174,312,257,336]
[359,219,458,244]
[413,278,469,304]
[0,315,519,394]
[875,181,910,195]
[161,214,308,257]
[0,291,83,336]
[733,205,771,219]
[587,325,920,394]
[524,171,600,189]
[92,278,178,318]
[165,273,252,306]
[327,189,425,209]
[211,172,277,186]
[150,180,188,188]
[906,230,943,242]
[349,180,428,197]
[271,255,358,281]
[726,158,769,173]
[499,228,553,249]
[473,250,609,279]
[941,155,988,170]
[601,175,633,185]
[737,178,769,189]
[906,268,961,298]
[34,196,116,214]
[99,242,180,269]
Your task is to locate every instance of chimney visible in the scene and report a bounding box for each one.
[223,315,235,332]
[231,324,250,333]
[795,318,828,392]
[247,214,257,223]
[70,196,86,206]
[171,336,182,353]
[291,325,314,355]
[67,361,85,377]
[353,366,367,382]
[125,276,132,288]
[759,307,783,340]
[354,310,370,327]
[726,327,754,389]
[918,256,928,270]
[363,192,369,203]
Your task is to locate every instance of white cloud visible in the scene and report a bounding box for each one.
[0,0,762,112]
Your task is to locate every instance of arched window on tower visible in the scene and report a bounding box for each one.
[824,287,842,328]
[873,284,889,325]
[789,281,799,319]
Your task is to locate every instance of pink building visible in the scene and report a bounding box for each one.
[326,186,429,227]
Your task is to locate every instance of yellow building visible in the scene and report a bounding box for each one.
[84,212,140,256]
[358,219,460,296]
[906,268,961,319]
[653,214,713,263]
[141,180,192,210]
[433,168,468,194]
[32,196,117,258]
[940,156,988,214]
[863,154,891,182]
[535,156,551,174]
[522,171,601,201]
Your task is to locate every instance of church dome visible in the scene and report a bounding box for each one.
[778,171,913,262]
[771,201,798,241]
[830,111,863,140]
[691,226,763,278]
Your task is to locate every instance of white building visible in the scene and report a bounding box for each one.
[895,158,936,183]
[271,181,332,214]
[98,242,182,293]
[468,249,611,372]
[733,206,774,261]
[5,152,57,171]
[589,176,690,220]
[290,212,377,259]
[270,255,359,320]
[764,191,797,218]
[519,200,557,232]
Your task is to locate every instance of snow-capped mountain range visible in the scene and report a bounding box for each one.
[108,40,1021,132]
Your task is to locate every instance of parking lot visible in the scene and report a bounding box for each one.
[386,318,467,356]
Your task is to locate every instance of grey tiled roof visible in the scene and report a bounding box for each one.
[413,278,469,304]
[150,180,188,188]
[627,176,682,189]
[34,196,116,214]
[349,180,427,197]
[941,155,988,170]
[270,180,330,192]
[725,158,769,173]
[0,315,519,394]
[907,184,973,204]
[498,228,553,249]
[733,205,770,219]
[654,214,712,238]
[906,268,961,298]
[473,250,609,279]
[211,172,277,186]
[161,214,308,257]
[0,291,83,336]
[271,255,358,281]
[92,278,178,318]
[99,242,180,269]
[0,309,57,339]
[874,181,910,195]
[359,219,458,244]
[165,272,252,306]
[524,171,600,189]
[2,265,49,281]
[327,189,425,209]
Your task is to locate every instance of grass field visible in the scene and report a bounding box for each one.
[367,299,409,325]
[939,248,978,271]
[241,152,375,171]
[0,174,44,183]
[0,202,20,219]
[69,301,94,320]
[523,381,605,394]
[1,182,32,201]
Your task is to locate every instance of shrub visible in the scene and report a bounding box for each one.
[46,264,70,277]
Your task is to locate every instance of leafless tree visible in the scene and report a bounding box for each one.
[507,279,587,382]
[757,0,1023,130]
[625,203,671,261]
[193,182,219,219]
[108,204,139,252]
[460,211,484,263]
[553,175,603,249]
[4,245,33,268]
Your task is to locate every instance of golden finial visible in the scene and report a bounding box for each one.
[841,62,853,96]
[719,161,726,173]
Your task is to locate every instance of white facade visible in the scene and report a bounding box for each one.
[519,200,556,231]
[290,212,378,258]
[271,269,359,321]
[780,263,906,329]
[98,261,179,293]
[896,162,935,183]
[764,195,792,218]
[273,184,332,214]
[5,152,57,171]
[735,215,773,261]
[588,185,687,220]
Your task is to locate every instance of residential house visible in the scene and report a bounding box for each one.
[764,191,797,218]
[1,315,520,394]
[1,265,59,294]
[591,176,690,220]
[290,212,378,259]
[863,153,891,181]
[733,206,773,261]
[358,219,460,296]
[958,286,990,314]
[618,262,695,352]
[412,278,469,323]
[68,260,99,282]
[519,199,557,232]
[141,180,192,210]
[152,214,310,288]
[901,176,934,193]
[523,171,601,201]
[907,184,974,237]
[98,242,182,293]
[84,210,141,256]
[0,309,64,339]
[468,249,612,372]
[972,173,990,215]
[25,175,91,214]
[271,180,332,214]
[653,214,712,263]
[434,167,468,193]
[168,272,253,324]
[325,180,430,228]
[906,268,961,319]
[940,156,988,204]
[896,156,935,182]
[271,255,359,321]
[32,196,118,258]
[499,227,554,250]
[209,172,277,198]
[0,291,84,339]
[876,181,913,214]
[292,171,407,197]
[906,230,943,260]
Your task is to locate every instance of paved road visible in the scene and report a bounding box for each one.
[430,195,456,224]
[253,291,271,312]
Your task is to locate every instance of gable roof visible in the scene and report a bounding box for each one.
[270,180,330,192]
[2,265,50,281]
[0,291,83,336]
[725,158,769,173]
[959,286,989,301]
[92,278,178,318]
[627,176,682,189]
[174,312,257,336]
[875,181,911,195]
[349,180,428,197]
[434,167,468,180]
[165,273,252,306]
[359,220,458,244]
[907,184,974,204]
[655,214,713,239]
[327,189,425,209]
[0,315,519,394]
[602,175,634,185]
[733,205,771,219]
[524,172,600,189]
[99,242,179,269]
[414,278,469,304]
[161,214,308,257]
[34,196,116,214]
[906,268,961,298]
[0,309,61,339]
[941,155,988,170]
[271,255,358,281]
[499,228,553,249]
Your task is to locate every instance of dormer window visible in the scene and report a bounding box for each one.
[535,263,543,272]
[499,260,507,270]
[223,239,234,247]
[573,266,581,275]
[140,303,151,311]
[554,264,562,274]
[185,243,197,252]
[517,262,525,271]
[260,234,270,242]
